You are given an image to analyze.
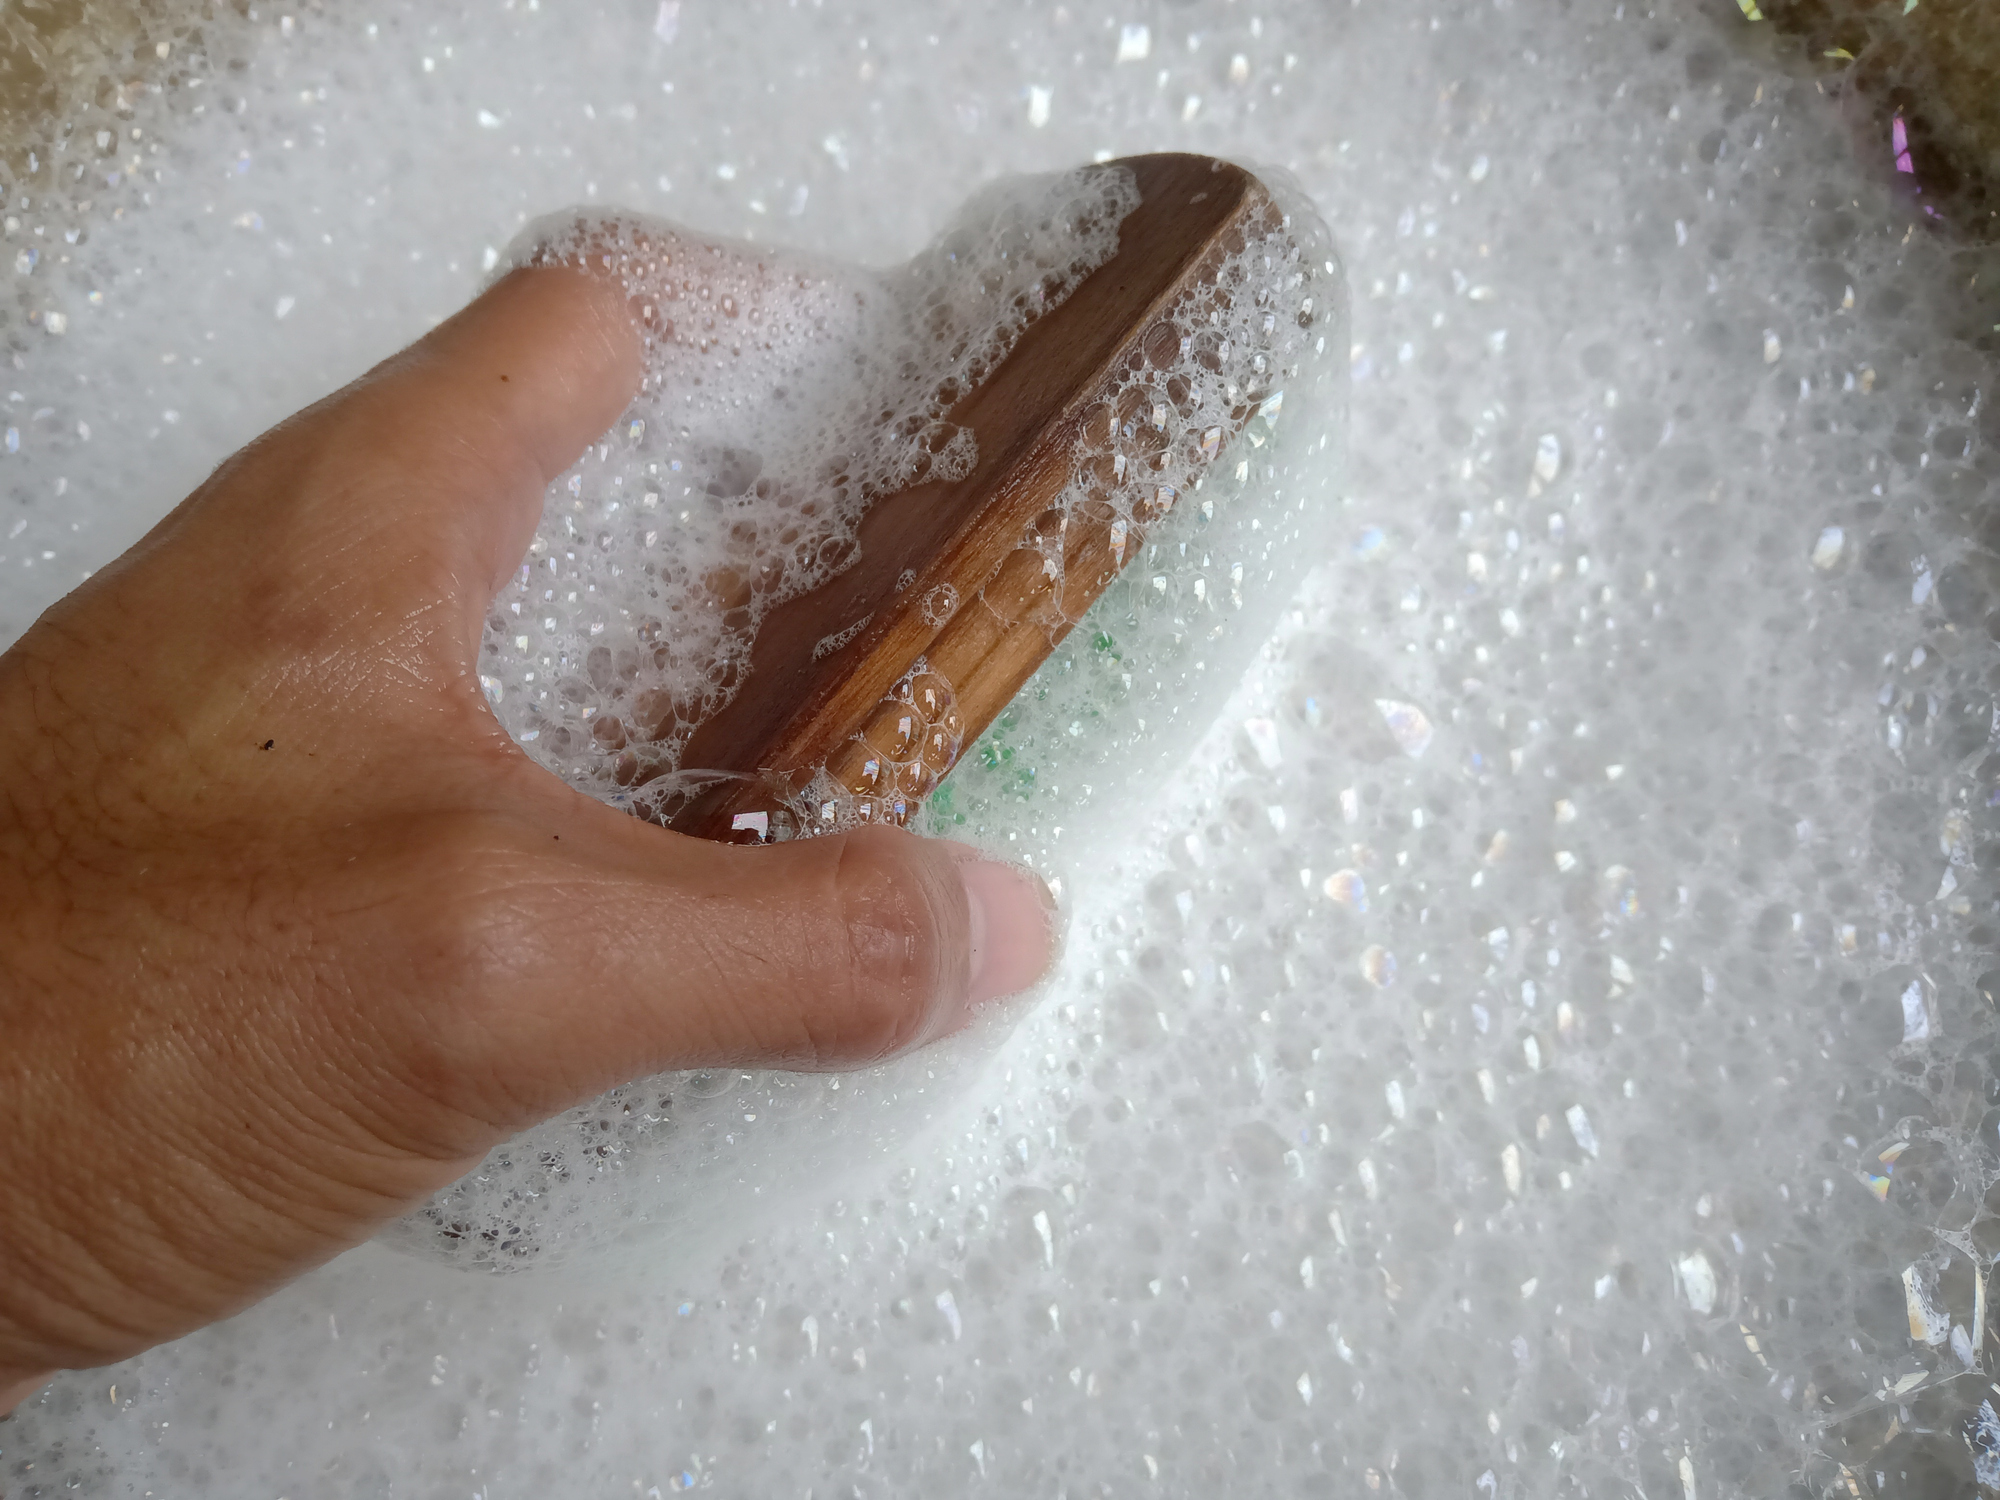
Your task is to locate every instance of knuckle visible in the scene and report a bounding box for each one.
[818,827,955,1064]
[352,810,544,1142]
[388,815,518,981]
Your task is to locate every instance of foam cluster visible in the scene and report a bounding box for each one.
[740,660,964,836]
[477,168,1136,805]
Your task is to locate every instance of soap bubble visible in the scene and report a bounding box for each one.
[1323,869,1367,911]
[1359,945,1397,987]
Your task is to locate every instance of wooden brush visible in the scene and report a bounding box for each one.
[657,152,1287,842]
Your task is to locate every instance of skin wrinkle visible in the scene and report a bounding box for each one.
[370,834,619,1129]
[252,500,443,667]
[477,861,742,1083]
[730,845,904,1063]
[18,866,312,1355]
[834,837,953,1062]
[268,649,408,733]
[0,1231,154,1371]
[184,1064,419,1239]
[50,1211,260,1368]
[285,950,495,1168]
[680,899,827,1067]
[10,1101,222,1351]
[10,642,112,782]
[38,918,431,1363]
[255,586,434,701]
[0,779,70,886]
[391,903,552,1134]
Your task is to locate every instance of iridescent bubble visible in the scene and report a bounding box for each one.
[1564,1105,1599,1158]
[1533,432,1561,483]
[1323,869,1367,911]
[1597,864,1639,920]
[1864,1141,1906,1202]
[1245,388,1284,447]
[1674,1250,1718,1315]
[1374,699,1434,758]
[1360,945,1397,987]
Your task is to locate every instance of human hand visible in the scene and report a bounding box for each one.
[0,265,1054,1409]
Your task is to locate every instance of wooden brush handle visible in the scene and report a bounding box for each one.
[659,153,1280,842]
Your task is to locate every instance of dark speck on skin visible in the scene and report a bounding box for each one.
[261,740,275,751]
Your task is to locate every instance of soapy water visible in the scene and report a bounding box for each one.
[396,164,1343,1268]
[5,1,2000,1496]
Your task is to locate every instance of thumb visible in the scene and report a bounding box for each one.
[409,797,1057,1125]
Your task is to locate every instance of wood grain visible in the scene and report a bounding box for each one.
[665,153,1274,841]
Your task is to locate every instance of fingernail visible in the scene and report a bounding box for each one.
[959,858,1057,1008]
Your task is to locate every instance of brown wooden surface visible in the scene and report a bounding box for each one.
[668,153,1270,840]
